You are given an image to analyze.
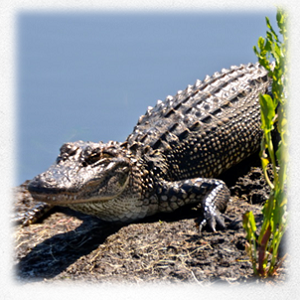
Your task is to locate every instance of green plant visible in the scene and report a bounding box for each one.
[242,8,288,277]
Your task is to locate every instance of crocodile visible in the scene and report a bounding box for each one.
[26,63,271,231]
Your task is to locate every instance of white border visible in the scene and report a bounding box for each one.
[1,1,300,299]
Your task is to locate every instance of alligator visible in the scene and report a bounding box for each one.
[26,63,271,231]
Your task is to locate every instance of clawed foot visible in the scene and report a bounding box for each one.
[195,207,230,232]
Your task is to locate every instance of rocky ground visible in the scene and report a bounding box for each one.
[12,153,287,285]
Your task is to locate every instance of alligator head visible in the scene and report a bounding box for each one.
[27,140,146,222]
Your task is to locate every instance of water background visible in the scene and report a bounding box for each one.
[17,10,277,185]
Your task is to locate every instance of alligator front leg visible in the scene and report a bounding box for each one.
[14,201,53,226]
[157,178,230,232]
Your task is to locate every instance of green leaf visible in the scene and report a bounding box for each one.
[258,36,265,51]
[276,9,283,27]
[265,39,272,52]
[276,8,287,33]
[253,45,259,56]
[273,189,287,229]
[273,42,282,64]
[259,94,275,131]
[266,17,279,42]
[243,211,257,239]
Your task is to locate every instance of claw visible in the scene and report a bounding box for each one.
[195,207,226,232]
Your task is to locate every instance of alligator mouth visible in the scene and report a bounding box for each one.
[27,176,115,204]
[27,172,129,205]
[28,186,116,205]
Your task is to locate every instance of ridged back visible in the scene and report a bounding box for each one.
[126,63,271,180]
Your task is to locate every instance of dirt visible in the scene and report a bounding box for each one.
[12,153,287,285]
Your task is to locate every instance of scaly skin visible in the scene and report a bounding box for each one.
[26,63,271,231]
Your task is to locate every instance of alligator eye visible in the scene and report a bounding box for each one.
[85,150,114,165]
[86,153,101,164]
[101,151,115,159]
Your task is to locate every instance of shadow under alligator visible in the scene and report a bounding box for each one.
[15,202,212,281]
[15,213,124,281]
